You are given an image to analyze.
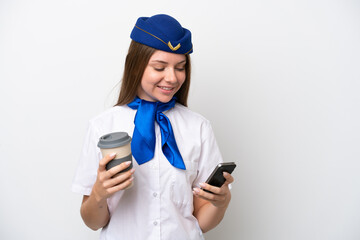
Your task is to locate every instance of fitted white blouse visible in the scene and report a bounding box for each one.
[72,104,223,240]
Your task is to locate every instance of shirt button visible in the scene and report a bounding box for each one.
[153,221,158,226]
[153,192,157,197]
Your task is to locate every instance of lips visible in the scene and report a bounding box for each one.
[158,86,175,91]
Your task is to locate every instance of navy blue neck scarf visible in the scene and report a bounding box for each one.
[128,97,186,170]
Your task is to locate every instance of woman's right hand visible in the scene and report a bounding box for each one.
[91,153,135,202]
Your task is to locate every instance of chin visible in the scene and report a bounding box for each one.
[156,95,174,103]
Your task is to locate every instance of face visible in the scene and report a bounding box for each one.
[137,50,186,103]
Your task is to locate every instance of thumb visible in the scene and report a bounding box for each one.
[222,172,234,186]
[99,153,116,171]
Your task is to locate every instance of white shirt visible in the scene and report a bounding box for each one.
[72,104,223,240]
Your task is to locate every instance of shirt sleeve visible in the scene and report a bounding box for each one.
[71,120,101,196]
[193,120,224,188]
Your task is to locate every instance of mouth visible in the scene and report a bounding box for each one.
[158,86,175,91]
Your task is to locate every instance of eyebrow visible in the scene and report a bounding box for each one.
[150,60,186,65]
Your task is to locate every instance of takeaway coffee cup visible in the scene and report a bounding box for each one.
[97,132,133,188]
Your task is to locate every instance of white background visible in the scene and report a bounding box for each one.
[1,0,359,239]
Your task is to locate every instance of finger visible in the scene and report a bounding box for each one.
[99,153,116,171]
[106,161,132,178]
[199,183,222,195]
[104,168,135,188]
[223,172,234,186]
[193,188,225,202]
[109,176,134,193]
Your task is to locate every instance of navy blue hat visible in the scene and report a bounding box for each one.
[130,14,193,54]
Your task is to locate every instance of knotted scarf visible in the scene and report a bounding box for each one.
[128,97,186,170]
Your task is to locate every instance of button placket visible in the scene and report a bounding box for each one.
[150,126,161,235]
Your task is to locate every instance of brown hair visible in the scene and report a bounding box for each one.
[115,40,191,107]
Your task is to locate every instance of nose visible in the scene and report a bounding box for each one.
[164,68,177,83]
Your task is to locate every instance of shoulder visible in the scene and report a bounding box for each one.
[90,105,130,121]
[169,104,214,138]
[171,103,210,124]
[88,105,135,131]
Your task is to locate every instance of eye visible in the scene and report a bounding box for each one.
[175,66,185,71]
[154,67,165,71]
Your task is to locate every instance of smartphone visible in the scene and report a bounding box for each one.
[202,162,236,193]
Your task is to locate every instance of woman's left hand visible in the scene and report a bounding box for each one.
[193,172,234,208]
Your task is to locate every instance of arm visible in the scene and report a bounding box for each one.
[80,195,109,231]
[80,153,135,230]
[193,172,234,233]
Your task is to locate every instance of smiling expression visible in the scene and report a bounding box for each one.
[137,50,187,103]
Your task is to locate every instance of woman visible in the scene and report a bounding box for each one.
[72,14,234,240]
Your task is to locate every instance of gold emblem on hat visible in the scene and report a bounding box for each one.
[168,42,181,51]
[134,26,184,52]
